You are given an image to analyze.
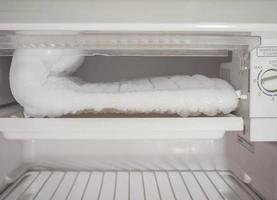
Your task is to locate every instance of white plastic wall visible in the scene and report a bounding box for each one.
[0,57,23,190]
[227,134,277,200]
[0,136,25,191]
[75,56,226,83]
[24,138,229,171]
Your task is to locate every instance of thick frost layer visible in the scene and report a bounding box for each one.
[10,50,239,117]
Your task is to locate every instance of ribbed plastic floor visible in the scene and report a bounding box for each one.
[0,170,262,200]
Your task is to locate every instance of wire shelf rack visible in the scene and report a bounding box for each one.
[0,169,262,200]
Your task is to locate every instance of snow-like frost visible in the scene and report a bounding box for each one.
[10,49,239,117]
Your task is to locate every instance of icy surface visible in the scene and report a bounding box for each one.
[10,49,238,117]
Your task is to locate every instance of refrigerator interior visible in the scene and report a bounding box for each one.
[0,0,276,198]
[0,50,276,200]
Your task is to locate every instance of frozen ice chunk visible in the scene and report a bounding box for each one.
[9,49,239,117]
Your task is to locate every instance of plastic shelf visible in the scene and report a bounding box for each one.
[0,115,243,140]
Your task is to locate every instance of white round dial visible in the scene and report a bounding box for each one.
[261,69,277,92]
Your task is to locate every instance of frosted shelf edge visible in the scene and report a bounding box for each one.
[0,115,243,139]
[0,32,261,56]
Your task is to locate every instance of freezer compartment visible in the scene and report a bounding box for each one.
[0,32,259,114]
[0,54,244,139]
[0,32,259,139]
[9,56,240,118]
[0,54,234,115]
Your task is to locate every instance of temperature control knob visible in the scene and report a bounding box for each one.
[261,69,277,92]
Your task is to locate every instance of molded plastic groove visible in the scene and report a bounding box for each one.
[0,170,262,200]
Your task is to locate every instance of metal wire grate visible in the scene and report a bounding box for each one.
[0,170,262,200]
